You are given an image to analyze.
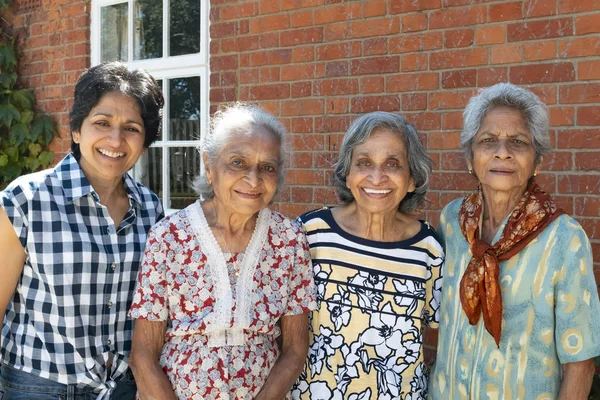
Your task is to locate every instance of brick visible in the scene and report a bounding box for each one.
[247,49,292,67]
[280,27,323,47]
[575,197,600,216]
[314,79,359,96]
[429,5,486,29]
[282,0,324,11]
[212,54,239,71]
[429,131,461,149]
[579,60,600,80]
[291,81,312,98]
[259,66,280,82]
[478,67,508,87]
[491,43,523,64]
[291,152,313,167]
[240,69,259,84]
[316,42,361,60]
[553,196,574,214]
[440,151,468,170]
[286,169,325,185]
[557,129,600,149]
[508,18,573,42]
[324,61,349,77]
[489,2,523,22]
[291,134,325,151]
[558,175,600,194]
[363,0,387,17]
[445,29,474,48]
[578,107,600,126]
[475,25,506,45]
[429,90,477,110]
[314,3,360,25]
[360,76,385,94]
[291,187,314,203]
[220,2,258,20]
[282,99,324,116]
[387,73,439,92]
[260,0,280,13]
[390,32,443,54]
[558,0,600,13]
[250,14,290,34]
[575,152,600,171]
[259,32,280,48]
[211,22,238,38]
[524,0,557,17]
[523,40,557,61]
[292,46,314,62]
[401,54,428,72]
[314,188,338,205]
[529,86,557,105]
[315,116,354,133]
[431,172,478,190]
[549,106,574,126]
[558,37,600,58]
[430,48,488,70]
[402,13,428,33]
[510,63,575,84]
[363,38,388,56]
[281,64,316,81]
[221,71,237,86]
[210,87,236,103]
[442,70,477,88]
[575,14,600,35]
[560,84,600,104]
[326,98,350,114]
[291,10,314,27]
[402,93,428,111]
[390,0,441,14]
[441,111,464,130]
[407,113,442,130]
[350,56,400,75]
[441,0,473,6]
[351,95,400,113]
[344,17,401,39]
[221,36,259,53]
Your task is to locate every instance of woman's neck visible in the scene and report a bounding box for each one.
[480,186,525,242]
[334,203,419,242]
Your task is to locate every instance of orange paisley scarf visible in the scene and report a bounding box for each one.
[458,180,565,347]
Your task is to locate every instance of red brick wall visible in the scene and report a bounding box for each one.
[209,0,600,282]
[9,0,89,163]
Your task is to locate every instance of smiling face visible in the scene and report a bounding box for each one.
[346,128,416,215]
[73,92,146,185]
[205,126,281,218]
[469,106,539,198]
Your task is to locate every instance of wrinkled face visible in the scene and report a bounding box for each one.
[469,106,539,197]
[73,92,146,183]
[205,126,281,217]
[346,128,416,215]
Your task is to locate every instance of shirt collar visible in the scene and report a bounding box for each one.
[55,153,143,207]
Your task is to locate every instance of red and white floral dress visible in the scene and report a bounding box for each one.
[129,201,317,399]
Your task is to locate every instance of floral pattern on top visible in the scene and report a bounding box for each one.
[129,201,317,399]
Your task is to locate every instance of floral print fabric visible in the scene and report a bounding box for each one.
[293,208,444,400]
[129,201,317,399]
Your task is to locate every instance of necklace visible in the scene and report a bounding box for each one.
[212,201,240,278]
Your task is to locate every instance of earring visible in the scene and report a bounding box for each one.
[468,169,473,175]
[533,172,537,177]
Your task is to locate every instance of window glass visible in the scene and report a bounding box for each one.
[170,0,200,56]
[101,3,128,62]
[134,0,163,60]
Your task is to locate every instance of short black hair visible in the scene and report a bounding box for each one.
[69,62,164,159]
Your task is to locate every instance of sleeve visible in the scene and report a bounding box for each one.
[128,221,171,321]
[554,220,600,364]
[0,183,30,250]
[284,227,318,315]
[424,231,444,328]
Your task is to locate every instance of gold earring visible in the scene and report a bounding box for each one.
[468,169,473,175]
[533,172,537,177]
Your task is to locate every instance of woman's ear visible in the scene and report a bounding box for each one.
[202,152,211,184]
[72,131,80,144]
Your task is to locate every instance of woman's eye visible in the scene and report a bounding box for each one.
[261,165,276,172]
[385,160,400,168]
[126,127,141,133]
[95,121,109,127]
[231,158,244,167]
[357,160,370,167]
[481,137,495,143]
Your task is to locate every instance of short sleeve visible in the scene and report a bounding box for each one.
[284,228,317,315]
[554,222,600,364]
[423,232,444,328]
[0,184,30,249]
[128,221,172,321]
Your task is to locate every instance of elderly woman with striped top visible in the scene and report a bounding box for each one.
[293,112,444,400]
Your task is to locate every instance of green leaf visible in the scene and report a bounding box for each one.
[24,156,40,172]
[0,72,17,89]
[0,0,13,11]
[11,89,35,110]
[0,154,7,167]
[9,123,28,146]
[20,109,34,125]
[0,164,22,182]
[28,143,42,157]
[0,103,20,127]
[0,43,16,71]
[31,115,56,146]
[38,151,55,168]
[5,146,18,162]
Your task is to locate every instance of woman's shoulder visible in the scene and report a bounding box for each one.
[149,201,198,234]
[297,206,332,224]
[545,212,590,242]
[267,208,304,235]
[1,167,58,207]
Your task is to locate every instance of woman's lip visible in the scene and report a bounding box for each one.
[235,190,261,198]
[490,169,514,173]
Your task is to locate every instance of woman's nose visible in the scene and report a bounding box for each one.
[494,139,512,159]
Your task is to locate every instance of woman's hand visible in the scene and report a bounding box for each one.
[129,319,177,400]
[254,313,309,400]
[0,207,26,322]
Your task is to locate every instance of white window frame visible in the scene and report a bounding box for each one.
[90,0,210,214]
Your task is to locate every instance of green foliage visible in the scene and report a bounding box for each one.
[0,0,57,189]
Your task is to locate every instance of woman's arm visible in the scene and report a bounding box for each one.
[255,313,309,400]
[0,207,26,321]
[129,319,177,400]
[558,359,595,399]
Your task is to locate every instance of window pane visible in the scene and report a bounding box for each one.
[169,76,200,140]
[170,0,200,56]
[101,3,128,62]
[170,147,199,209]
[134,0,163,60]
[138,147,163,199]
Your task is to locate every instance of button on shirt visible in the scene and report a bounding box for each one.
[0,153,164,398]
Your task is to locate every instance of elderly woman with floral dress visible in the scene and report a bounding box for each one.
[430,83,600,399]
[128,104,317,399]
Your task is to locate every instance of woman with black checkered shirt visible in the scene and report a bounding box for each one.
[0,62,164,399]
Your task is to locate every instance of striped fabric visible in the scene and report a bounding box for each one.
[293,207,444,400]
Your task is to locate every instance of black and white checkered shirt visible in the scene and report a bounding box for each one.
[0,153,163,398]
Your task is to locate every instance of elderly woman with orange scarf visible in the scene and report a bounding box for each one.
[430,83,600,399]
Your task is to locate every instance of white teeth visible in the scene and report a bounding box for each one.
[99,149,125,158]
[364,188,391,194]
